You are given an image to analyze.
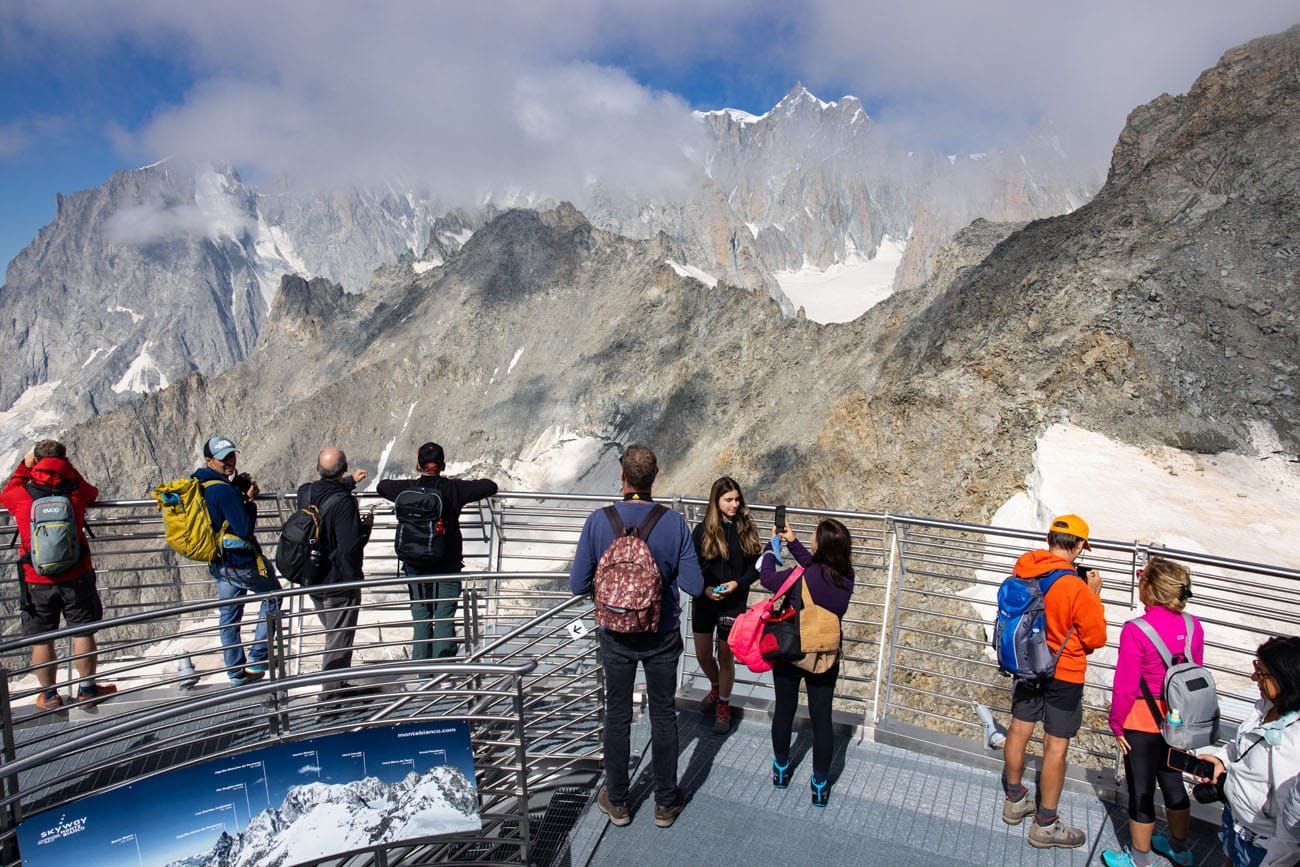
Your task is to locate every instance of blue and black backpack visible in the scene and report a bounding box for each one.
[993,569,1076,681]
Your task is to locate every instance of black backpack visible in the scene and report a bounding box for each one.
[276,489,348,585]
[394,481,447,569]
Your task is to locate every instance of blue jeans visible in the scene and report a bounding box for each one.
[1220,806,1267,867]
[211,562,281,677]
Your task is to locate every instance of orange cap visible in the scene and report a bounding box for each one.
[1049,514,1091,550]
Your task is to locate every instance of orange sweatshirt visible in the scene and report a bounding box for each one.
[1011,550,1108,684]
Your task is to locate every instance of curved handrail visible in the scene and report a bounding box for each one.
[0,660,537,783]
[0,570,570,655]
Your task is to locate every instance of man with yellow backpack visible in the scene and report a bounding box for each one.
[158,436,278,686]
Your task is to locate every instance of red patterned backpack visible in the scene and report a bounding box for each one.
[593,505,668,632]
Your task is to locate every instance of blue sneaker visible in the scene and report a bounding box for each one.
[772,758,791,789]
[810,776,830,808]
[1099,849,1136,867]
[1151,833,1194,867]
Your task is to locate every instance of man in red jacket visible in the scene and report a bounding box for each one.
[0,440,115,710]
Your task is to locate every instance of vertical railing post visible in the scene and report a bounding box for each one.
[1130,541,1149,610]
[265,608,286,735]
[0,670,23,863]
[871,516,899,724]
[880,519,910,718]
[512,674,532,865]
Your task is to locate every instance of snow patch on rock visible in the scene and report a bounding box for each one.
[111,341,170,395]
[772,235,907,323]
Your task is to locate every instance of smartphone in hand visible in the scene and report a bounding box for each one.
[1167,748,1216,780]
[774,505,787,533]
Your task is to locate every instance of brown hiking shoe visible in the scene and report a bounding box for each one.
[1002,791,1035,825]
[596,786,630,827]
[700,685,719,715]
[654,788,685,828]
[1028,819,1086,849]
[713,701,731,733]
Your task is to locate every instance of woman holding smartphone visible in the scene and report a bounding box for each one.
[1197,636,1300,867]
[760,517,854,807]
[1102,557,1205,867]
[691,477,762,733]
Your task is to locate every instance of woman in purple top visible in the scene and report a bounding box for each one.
[1102,557,1205,867]
[760,517,855,807]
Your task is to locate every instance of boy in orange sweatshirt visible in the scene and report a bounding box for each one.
[1000,514,1107,850]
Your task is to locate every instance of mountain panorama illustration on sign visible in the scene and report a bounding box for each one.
[1,3,1299,863]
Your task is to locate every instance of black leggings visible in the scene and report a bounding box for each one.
[771,660,839,780]
[1123,729,1191,824]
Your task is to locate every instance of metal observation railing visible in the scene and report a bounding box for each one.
[0,490,1295,863]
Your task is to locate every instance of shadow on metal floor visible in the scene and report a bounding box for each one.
[563,705,1223,867]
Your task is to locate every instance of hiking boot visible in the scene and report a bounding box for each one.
[700,685,719,715]
[75,683,117,705]
[1150,833,1193,867]
[230,668,266,686]
[596,786,630,827]
[653,788,685,828]
[245,663,269,674]
[810,776,831,808]
[34,692,64,711]
[713,701,731,734]
[1027,818,1085,849]
[772,757,791,789]
[1001,790,1035,825]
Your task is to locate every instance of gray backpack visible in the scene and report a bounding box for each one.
[28,494,82,577]
[1133,613,1219,750]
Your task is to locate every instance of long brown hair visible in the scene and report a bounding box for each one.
[810,519,854,589]
[699,476,762,561]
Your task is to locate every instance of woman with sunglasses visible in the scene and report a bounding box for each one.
[1102,557,1204,867]
[1197,635,1300,867]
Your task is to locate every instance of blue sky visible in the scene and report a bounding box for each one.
[1,1,1296,275]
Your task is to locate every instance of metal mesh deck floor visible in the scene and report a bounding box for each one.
[565,708,1222,867]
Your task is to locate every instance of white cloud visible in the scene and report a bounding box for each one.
[3,0,1296,189]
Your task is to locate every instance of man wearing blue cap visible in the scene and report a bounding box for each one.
[194,435,279,685]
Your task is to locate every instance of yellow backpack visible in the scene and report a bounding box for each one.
[151,477,229,563]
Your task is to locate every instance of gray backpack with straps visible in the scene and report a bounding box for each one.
[1133,613,1220,750]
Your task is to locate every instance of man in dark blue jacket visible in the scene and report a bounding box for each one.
[568,443,703,829]
[195,435,278,685]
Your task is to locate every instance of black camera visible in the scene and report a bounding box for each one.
[231,472,254,495]
[1192,780,1226,805]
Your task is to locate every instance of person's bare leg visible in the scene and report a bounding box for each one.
[1003,717,1035,788]
[1038,733,1069,811]
[31,642,57,690]
[693,632,719,687]
[71,635,98,679]
[717,639,736,698]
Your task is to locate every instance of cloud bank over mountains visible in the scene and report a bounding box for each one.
[3,0,1296,204]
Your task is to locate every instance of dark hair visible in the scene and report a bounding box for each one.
[620,443,658,490]
[1047,531,1084,552]
[810,518,854,589]
[1257,635,1300,715]
[698,476,762,561]
[33,440,66,460]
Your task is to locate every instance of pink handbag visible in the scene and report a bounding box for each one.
[727,566,804,673]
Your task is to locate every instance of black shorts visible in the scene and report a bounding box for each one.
[692,599,739,640]
[1010,678,1084,739]
[20,573,104,636]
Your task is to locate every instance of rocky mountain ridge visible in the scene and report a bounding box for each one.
[57,27,1299,531]
[0,85,1097,468]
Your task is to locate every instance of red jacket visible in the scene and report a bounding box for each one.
[0,458,99,584]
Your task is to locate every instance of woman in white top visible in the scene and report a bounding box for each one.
[1198,635,1300,867]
